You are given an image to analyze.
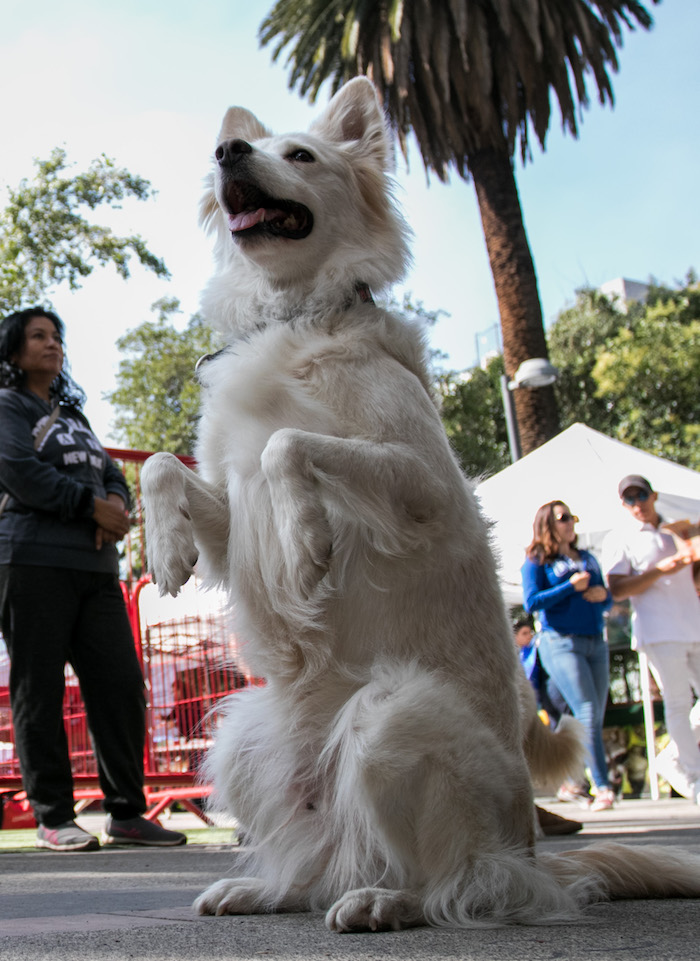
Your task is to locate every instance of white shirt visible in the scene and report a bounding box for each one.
[603,519,700,650]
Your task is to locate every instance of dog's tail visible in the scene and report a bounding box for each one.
[421,840,700,928]
[523,713,586,793]
[541,841,700,900]
[518,669,585,792]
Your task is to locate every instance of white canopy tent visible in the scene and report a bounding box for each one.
[475,423,700,799]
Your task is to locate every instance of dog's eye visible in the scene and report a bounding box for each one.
[286,148,315,163]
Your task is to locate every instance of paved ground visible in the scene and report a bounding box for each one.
[0,797,699,961]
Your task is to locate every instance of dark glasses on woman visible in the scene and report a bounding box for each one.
[622,491,650,506]
[554,512,578,523]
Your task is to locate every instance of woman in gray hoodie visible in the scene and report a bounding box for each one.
[0,307,185,851]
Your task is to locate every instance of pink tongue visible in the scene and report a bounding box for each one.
[228,208,266,232]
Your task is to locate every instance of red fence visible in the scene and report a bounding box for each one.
[0,448,253,823]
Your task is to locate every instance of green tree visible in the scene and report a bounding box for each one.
[549,276,700,469]
[106,299,223,456]
[591,291,700,469]
[548,287,639,434]
[437,355,510,477]
[0,147,169,314]
[259,0,656,455]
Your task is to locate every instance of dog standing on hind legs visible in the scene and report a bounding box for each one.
[141,77,700,931]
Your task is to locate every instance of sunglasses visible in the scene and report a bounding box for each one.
[623,490,651,506]
[554,512,578,524]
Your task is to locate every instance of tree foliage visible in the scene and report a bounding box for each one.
[547,287,634,435]
[0,148,169,314]
[549,274,700,469]
[261,0,656,177]
[105,299,223,456]
[437,354,510,478]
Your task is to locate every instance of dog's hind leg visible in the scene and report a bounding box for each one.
[323,664,555,931]
[141,451,229,596]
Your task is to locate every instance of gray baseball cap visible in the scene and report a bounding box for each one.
[618,474,653,498]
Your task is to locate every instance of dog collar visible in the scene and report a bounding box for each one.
[195,348,227,377]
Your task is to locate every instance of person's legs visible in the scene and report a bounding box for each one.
[645,641,700,779]
[537,630,610,790]
[538,661,569,724]
[0,565,79,826]
[68,572,147,819]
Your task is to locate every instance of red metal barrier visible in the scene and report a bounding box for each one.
[0,448,252,824]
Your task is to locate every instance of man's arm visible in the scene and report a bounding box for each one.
[608,552,693,601]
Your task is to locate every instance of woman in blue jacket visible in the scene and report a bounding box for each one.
[0,307,186,851]
[521,500,615,811]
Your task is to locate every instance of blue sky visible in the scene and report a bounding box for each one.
[1,0,698,442]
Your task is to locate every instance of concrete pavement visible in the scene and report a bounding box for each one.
[1,797,699,961]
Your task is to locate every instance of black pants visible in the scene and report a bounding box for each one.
[0,565,147,827]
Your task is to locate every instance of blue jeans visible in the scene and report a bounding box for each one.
[537,629,610,790]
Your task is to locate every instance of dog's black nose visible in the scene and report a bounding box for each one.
[215,139,252,167]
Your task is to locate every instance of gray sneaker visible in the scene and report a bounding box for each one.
[101,815,187,847]
[36,821,100,852]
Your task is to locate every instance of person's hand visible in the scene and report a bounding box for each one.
[93,495,129,549]
[655,552,693,576]
[570,571,591,591]
[583,585,608,603]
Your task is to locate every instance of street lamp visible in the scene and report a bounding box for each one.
[500,358,559,463]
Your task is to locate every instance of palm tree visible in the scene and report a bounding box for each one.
[259,0,656,455]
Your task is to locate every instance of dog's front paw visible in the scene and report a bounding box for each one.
[148,521,199,597]
[142,453,199,596]
[326,887,424,933]
[194,877,269,916]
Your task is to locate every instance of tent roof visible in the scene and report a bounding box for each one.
[475,423,700,604]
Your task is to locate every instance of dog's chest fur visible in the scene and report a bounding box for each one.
[195,310,436,487]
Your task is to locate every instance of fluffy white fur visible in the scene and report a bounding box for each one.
[141,78,700,931]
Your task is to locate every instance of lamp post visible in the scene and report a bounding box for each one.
[500,358,559,463]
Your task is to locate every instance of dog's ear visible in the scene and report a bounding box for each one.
[217,106,271,146]
[310,77,388,166]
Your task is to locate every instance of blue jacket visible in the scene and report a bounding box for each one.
[521,549,612,636]
[0,388,129,574]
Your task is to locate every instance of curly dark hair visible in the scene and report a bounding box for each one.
[0,307,86,408]
[525,500,578,564]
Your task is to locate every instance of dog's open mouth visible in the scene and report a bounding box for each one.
[222,181,313,240]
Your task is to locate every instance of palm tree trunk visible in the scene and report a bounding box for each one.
[468,147,560,456]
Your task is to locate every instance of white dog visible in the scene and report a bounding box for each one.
[141,78,700,931]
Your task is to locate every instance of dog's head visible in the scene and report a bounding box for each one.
[200,78,411,317]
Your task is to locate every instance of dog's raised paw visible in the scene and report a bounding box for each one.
[326,887,424,933]
[148,524,198,596]
[194,877,270,916]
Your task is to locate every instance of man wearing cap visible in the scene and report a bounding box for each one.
[604,475,700,803]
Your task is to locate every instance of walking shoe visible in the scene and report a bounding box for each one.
[589,788,615,812]
[36,821,100,852]
[556,782,592,805]
[101,815,187,847]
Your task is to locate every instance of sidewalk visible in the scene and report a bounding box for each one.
[0,797,698,961]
